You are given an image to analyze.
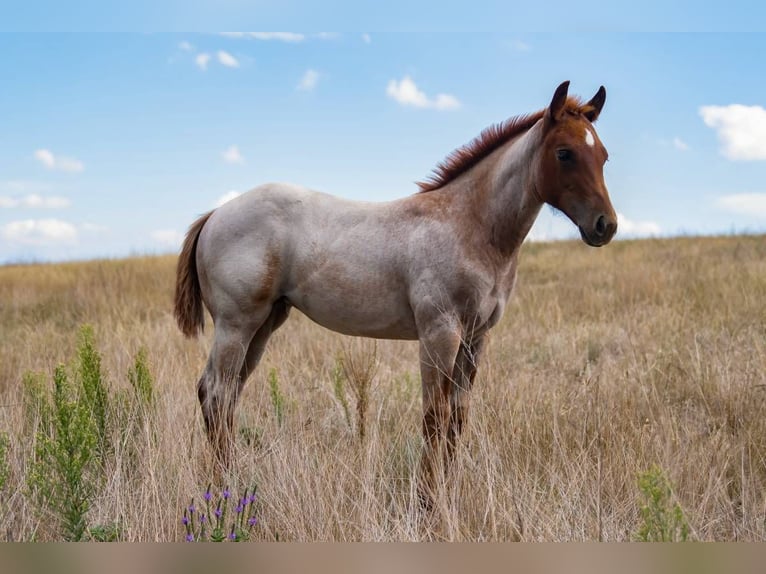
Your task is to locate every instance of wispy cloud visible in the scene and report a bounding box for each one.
[386,76,460,111]
[362,33,372,44]
[195,53,211,71]
[215,190,242,207]
[222,32,336,43]
[298,69,319,92]
[717,193,766,218]
[617,212,661,238]
[1,218,78,245]
[221,145,244,164]
[0,180,52,193]
[217,50,239,68]
[700,104,766,160]
[659,137,690,151]
[673,137,689,151]
[150,229,184,248]
[0,194,70,209]
[34,149,84,173]
[246,32,305,43]
[179,41,194,52]
[512,39,531,52]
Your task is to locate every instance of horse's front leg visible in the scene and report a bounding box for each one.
[446,335,486,461]
[417,322,461,509]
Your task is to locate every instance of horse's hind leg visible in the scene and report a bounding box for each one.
[197,320,254,467]
[198,299,291,466]
[238,298,291,385]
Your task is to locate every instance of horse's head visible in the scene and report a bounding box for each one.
[535,81,617,247]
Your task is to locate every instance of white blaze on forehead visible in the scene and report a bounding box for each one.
[584,128,596,147]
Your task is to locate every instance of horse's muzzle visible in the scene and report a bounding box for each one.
[580,214,617,247]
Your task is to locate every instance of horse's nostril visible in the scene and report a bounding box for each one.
[595,215,607,236]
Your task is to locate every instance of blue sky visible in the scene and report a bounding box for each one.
[1,32,766,263]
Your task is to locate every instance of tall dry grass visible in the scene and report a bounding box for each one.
[0,235,764,541]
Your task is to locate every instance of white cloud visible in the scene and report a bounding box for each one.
[386,76,461,111]
[34,148,55,168]
[700,104,766,160]
[717,193,766,218]
[179,41,194,51]
[362,33,371,44]
[433,94,461,111]
[1,218,78,245]
[224,32,332,42]
[195,53,211,70]
[34,149,84,173]
[673,137,689,151]
[217,50,239,68]
[617,212,661,238]
[298,69,319,91]
[150,229,184,248]
[221,145,244,164]
[387,76,428,108]
[215,190,242,207]
[249,32,305,43]
[0,194,70,209]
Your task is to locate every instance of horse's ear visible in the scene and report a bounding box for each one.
[546,80,570,123]
[583,85,606,122]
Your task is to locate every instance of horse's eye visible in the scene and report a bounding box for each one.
[556,149,573,162]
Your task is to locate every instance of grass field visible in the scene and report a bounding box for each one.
[0,234,765,541]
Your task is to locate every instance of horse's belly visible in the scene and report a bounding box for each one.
[285,283,419,340]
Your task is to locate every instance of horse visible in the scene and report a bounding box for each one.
[174,80,617,504]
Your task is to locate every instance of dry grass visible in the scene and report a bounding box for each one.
[0,235,765,541]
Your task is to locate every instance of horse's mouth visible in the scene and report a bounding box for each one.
[579,226,611,247]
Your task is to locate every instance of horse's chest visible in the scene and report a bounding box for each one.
[475,263,518,330]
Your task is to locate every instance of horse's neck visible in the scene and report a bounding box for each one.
[457,122,544,257]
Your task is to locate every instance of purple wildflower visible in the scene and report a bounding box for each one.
[214,507,222,518]
[182,516,189,526]
[248,517,257,527]
[222,489,231,500]
[229,531,237,541]
[188,504,195,514]
[186,534,194,542]
[248,494,257,504]
[200,514,206,524]
[236,503,244,514]
[204,490,212,502]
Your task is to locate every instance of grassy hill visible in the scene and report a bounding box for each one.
[0,235,764,540]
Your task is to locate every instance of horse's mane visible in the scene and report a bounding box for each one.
[417,97,586,192]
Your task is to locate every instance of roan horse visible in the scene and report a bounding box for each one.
[174,81,617,504]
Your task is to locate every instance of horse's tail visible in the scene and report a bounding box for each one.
[174,210,214,338]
